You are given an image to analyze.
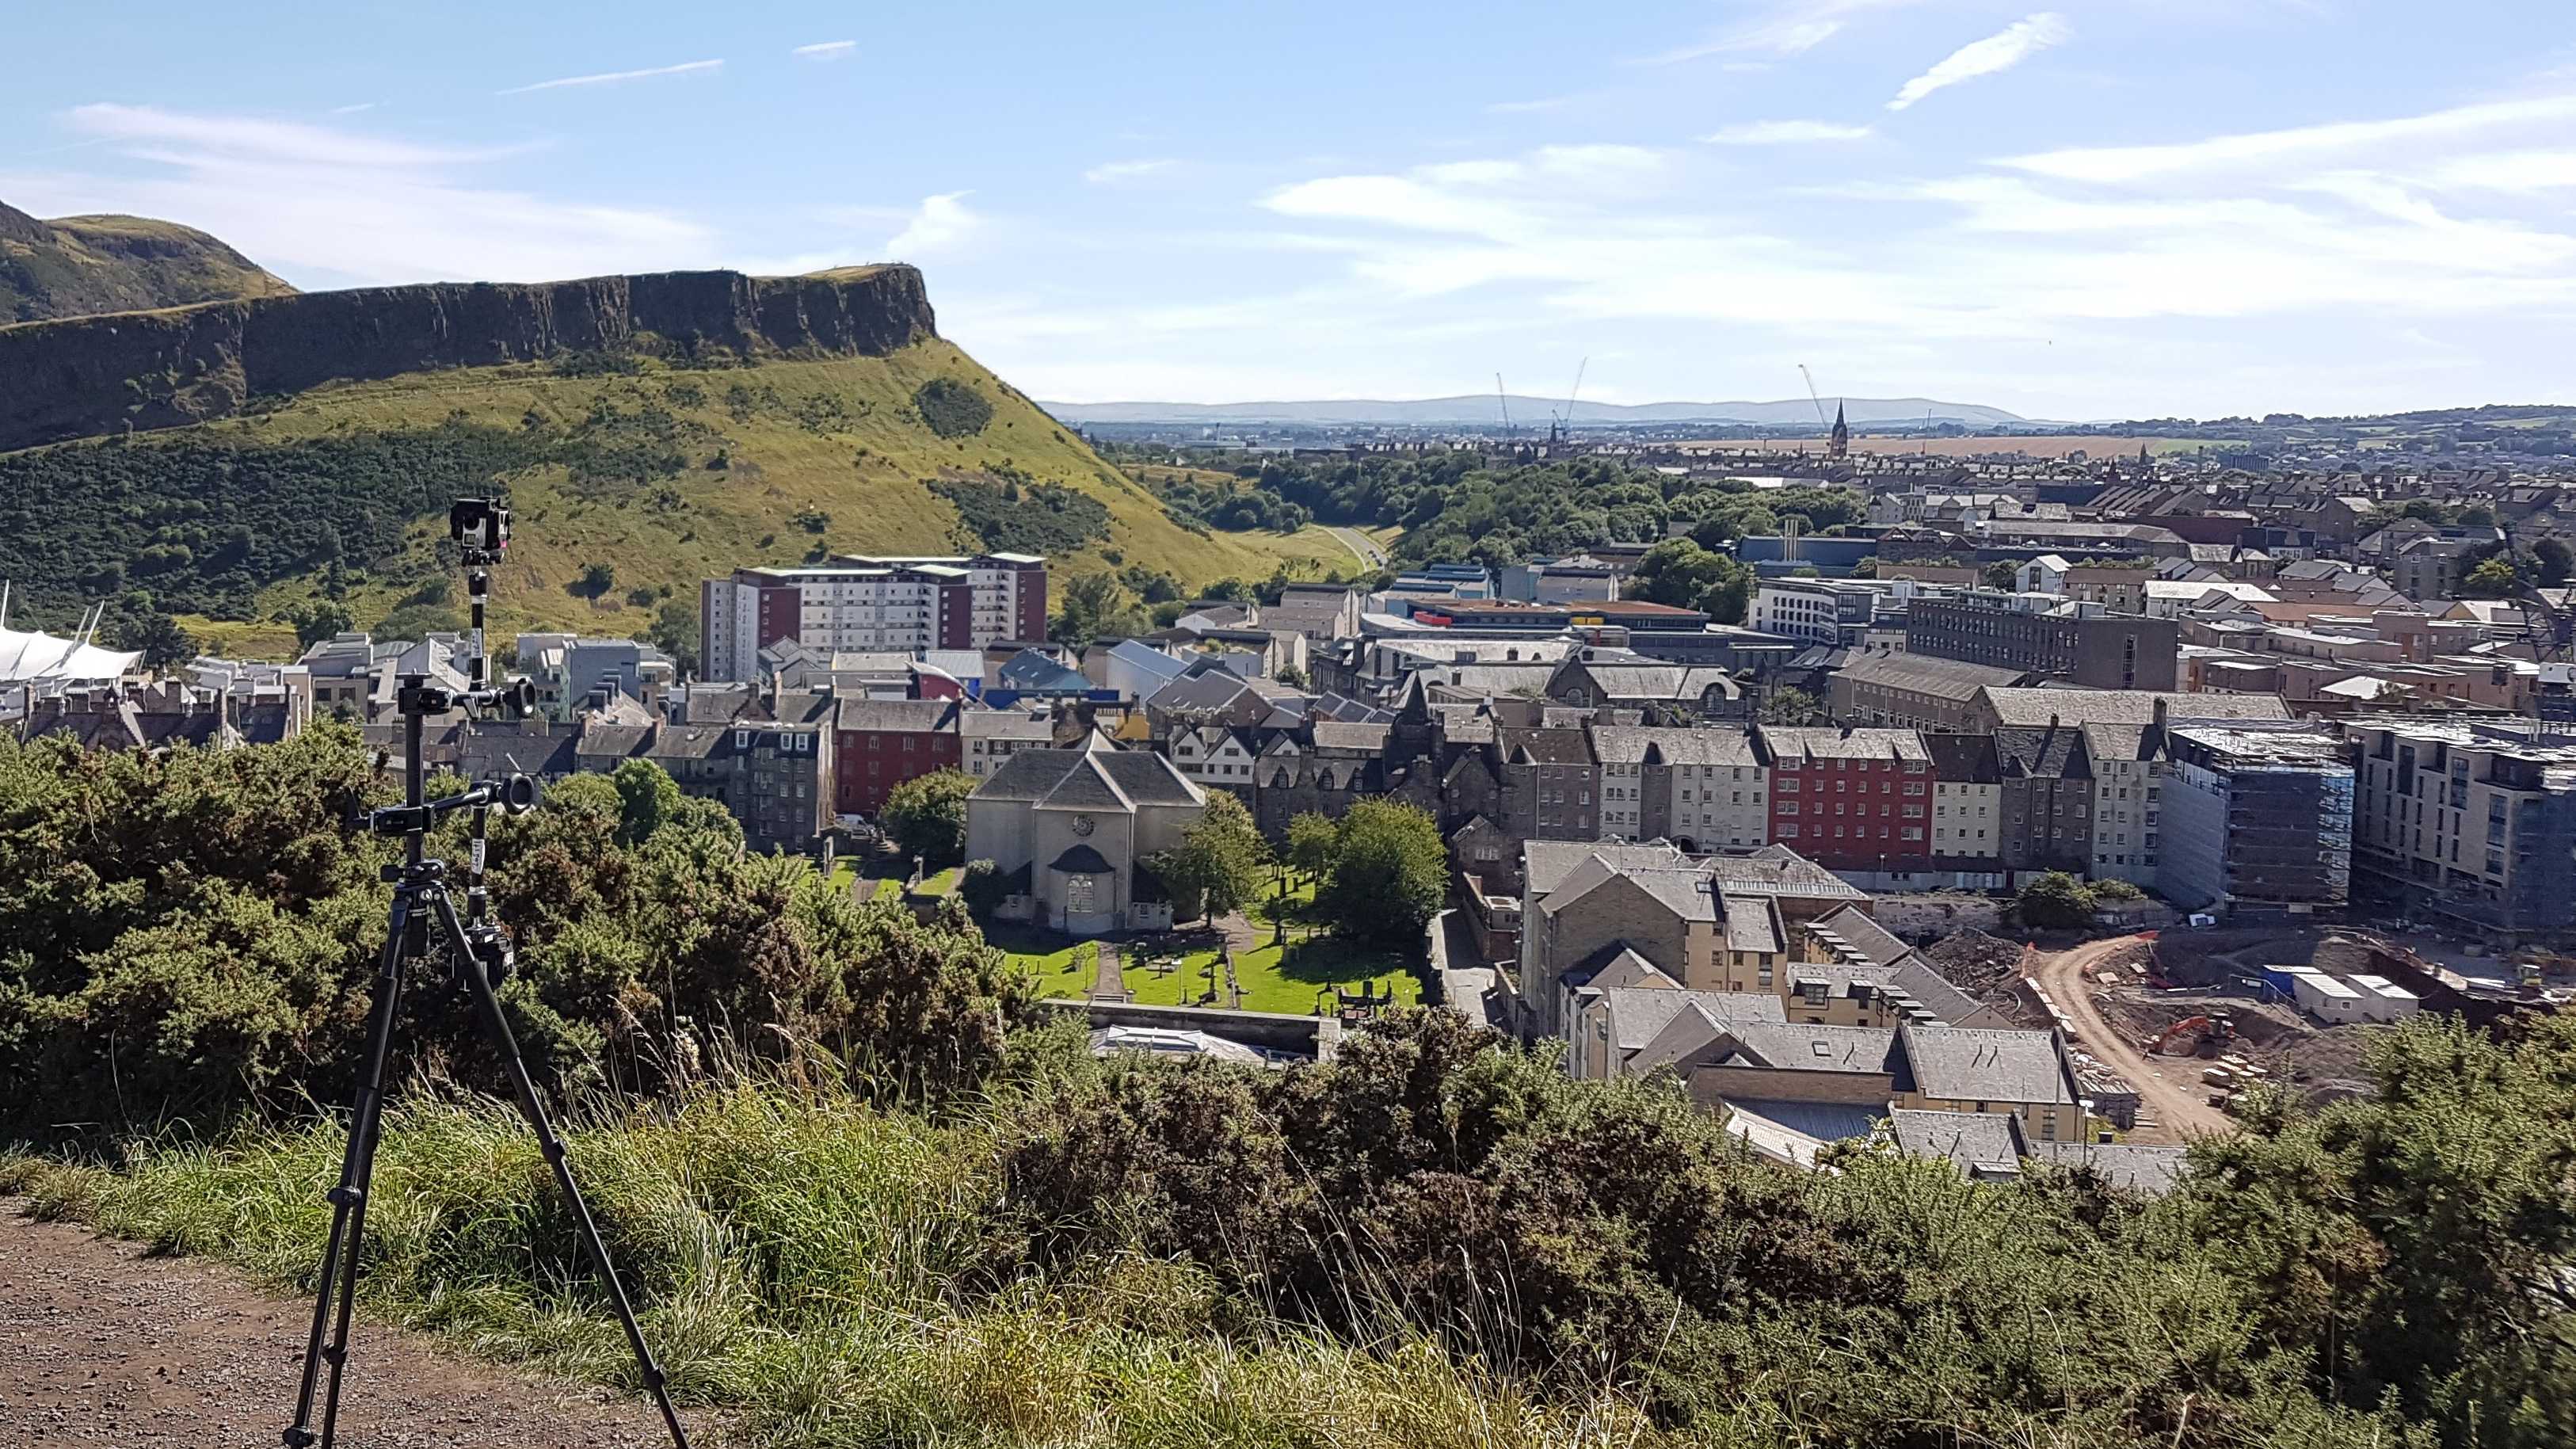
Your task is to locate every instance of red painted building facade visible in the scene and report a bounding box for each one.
[1761,727,1935,870]
[832,698,962,816]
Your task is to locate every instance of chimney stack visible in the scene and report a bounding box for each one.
[2152,697,2169,730]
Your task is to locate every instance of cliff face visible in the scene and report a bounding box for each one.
[0,265,938,453]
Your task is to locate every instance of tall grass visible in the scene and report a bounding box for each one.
[4,1085,1659,1449]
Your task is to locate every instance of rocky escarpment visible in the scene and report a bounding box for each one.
[0,265,938,453]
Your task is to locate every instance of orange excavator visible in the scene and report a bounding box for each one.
[2147,1012,2236,1058]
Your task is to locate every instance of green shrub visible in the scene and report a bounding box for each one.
[914,378,994,438]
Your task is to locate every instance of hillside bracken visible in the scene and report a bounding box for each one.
[2,730,2570,1448]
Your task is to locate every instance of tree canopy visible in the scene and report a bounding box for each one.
[1314,799,1445,951]
[882,768,975,867]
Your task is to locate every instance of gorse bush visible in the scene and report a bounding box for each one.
[0,728,1039,1133]
[912,377,993,438]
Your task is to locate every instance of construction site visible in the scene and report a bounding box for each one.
[1912,923,2566,1146]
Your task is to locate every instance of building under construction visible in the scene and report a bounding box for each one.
[2159,723,2353,922]
[2346,716,2576,942]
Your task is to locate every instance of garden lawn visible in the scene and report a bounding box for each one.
[1122,934,1419,1015]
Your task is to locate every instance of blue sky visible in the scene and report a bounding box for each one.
[6,0,2574,420]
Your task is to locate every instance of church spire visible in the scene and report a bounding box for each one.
[1828,401,1850,459]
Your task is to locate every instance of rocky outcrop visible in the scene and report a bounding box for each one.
[0,265,939,453]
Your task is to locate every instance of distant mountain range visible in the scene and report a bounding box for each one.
[1039,395,2028,428]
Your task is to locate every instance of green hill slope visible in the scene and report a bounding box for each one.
[0,200,295,323]
[0,307,1355,655]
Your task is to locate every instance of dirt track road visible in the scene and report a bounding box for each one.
[0,1207,706,1447]
[2031,935,2233,1145]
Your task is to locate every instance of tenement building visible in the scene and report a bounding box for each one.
[1905,591,2178,691]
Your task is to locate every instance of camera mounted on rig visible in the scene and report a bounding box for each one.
[449,496,509,566]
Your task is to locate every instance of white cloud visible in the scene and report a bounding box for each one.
[2004,94,2576,184]
[1488,93,1578,115]
[497,59,722,96]
[2431,149,2576,193]
[1703,120,1874,144]
[885,192,982,257]
[66,104,527,168]
[1083,158,1175,184]
[793,40,856,59]
[1643,0,1919,65]
[1887,13,2070,111]
[16,105,718,286]
[330,102,377,116]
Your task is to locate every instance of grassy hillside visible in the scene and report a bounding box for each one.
[0,201,295,323]
[0,337,1360,656]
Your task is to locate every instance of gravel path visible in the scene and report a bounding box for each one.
[0,1206,710,1447]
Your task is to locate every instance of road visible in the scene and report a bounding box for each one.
[2029,935,2234,1144]
[1324,526,1388,570]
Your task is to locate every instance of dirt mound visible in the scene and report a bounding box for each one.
[1922,929,2025,996]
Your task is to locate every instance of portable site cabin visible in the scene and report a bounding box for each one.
[2342,974,2421,1024]
[2287,968,2366,1024]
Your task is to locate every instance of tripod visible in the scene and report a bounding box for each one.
[284,513,693,1449]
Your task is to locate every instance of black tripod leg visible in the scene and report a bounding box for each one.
[285,889,415,1449]
[429,890,695,1449]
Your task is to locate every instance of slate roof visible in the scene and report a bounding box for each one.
[1922,732,2001,784]
[1979,688,2291,727]
[1721,894,1785,954]
[1596,987,1785,1054]
[1589,726,1762,768]
[1309,721,1392,753]
[1548,861,1721,924]
[2026,1141,2192,1195]
[1761,726,1932,764]
[1889,1109,2025,1178]
[835,698,959,734]
[1500,727,1596,766]
[1804,904,1910,969]
[1995,724,2092,780]
[1639,1021,1897,1076]
[1705,848,1870,902]
[1900,1025,2075,1106]
[1831,650,2029,700]
[1585,950,1681,992]
[1566,663,1740,702]
[959,709,1055,742]
[1522,841,1686,898]
[974,747,1205,810]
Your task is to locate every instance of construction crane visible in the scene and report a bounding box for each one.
[1797,364,1831,429]
[1494,372,1512,439]
[1549,357,1589,445]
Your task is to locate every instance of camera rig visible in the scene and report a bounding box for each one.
[286,498,692,1449]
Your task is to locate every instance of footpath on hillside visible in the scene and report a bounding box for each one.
[0,1206,704,1447]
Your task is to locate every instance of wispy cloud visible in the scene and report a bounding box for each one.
[1704,120,1874,144]
[886,192,981,257]
[1643,0,1918,66]
[497,59,722,96]
[793,40,856,59]
[1084,158,1176,184]
[16,105,715,285]
[66,104,525,167]
[2003,93,2576,184]
[1888,13,2070,111]
[330,102,377,116]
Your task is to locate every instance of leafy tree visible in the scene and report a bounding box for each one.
[1052,571,1146,642]
[1273,662,1309,690]
[1630,539,1733,607]
[1697,567,1754,625]
[2456,502,2496,525]
[882,768,974,867]
[2463,555,2525,599]
[2016,871,2096,929]
[2092,877,2146,902]
[292,601,354,650]
[958,859,1007,918]
[1146,793,1270,922]
[2536,536,2573,589]
[374,602,464,641]
[112,610,198,669]
[610,758,685,846]
[646,595,702,677]
[1983,561,2022,591]
[577,562,618,600]
[1760,686,1824,725]
[1285,811,1339,886]
[1315,799,1444,951]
